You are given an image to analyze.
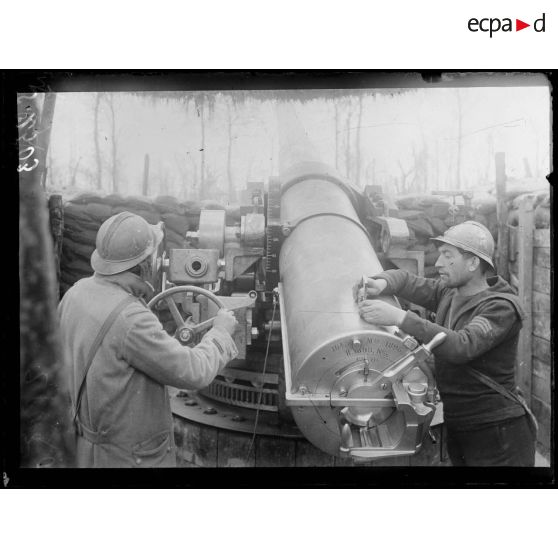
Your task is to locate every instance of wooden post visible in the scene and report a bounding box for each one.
[18,93,75,468]
[516,197,534,403]
[48,194,64,297]
[38,92,57,190]
[495,152,509,281]
[142,153,150,197]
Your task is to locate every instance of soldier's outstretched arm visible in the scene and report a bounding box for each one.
[122,305,239,390]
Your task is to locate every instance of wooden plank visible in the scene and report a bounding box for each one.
[531,396,551,450]
[533,313,550,341]
[509,272,519,292]
[532,371,551,406]
[516,197,534,401]
[508,225,518,261]
[533,357,551,380]
[217,431,256,467]
[48,194,64,298]
[533,228,550,248]
[533,265,551,295]
[495,153,509,280]
[532,291,551,314]
[295,440,335,467]
[532,335,551,365]
[534,246,550,269]
[174,417,218,467]
[255,436,296,467]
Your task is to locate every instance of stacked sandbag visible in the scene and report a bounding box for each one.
[470,194,498,242]
[473,178,548,230]
[153,195,192,251]
[506,189,550,229]
[60,192,119,294]
[389,184,549,280]
[60,192,237,294]
[391,194,476,278]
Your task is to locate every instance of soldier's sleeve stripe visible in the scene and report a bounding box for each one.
[469,316,493,335]
[212,338,224,354]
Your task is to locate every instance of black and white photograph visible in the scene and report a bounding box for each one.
[11,71,554,484]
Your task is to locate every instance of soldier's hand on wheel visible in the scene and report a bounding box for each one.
[213,309,238,336]
[358,299,406,326]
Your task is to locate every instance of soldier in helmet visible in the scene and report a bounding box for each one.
[357,221,535,466]
[58,212,239,467]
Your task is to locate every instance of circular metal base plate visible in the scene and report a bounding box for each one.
[170,387,302,439]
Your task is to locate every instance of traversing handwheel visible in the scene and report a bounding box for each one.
[148,286,225,345]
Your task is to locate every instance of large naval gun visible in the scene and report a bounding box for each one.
[148,159,445,462]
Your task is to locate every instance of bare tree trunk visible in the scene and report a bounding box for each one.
[455,90,462,190]
[38,92,57,190]
[435,139,440,189]
[191,160,198,200]
[199,99,206,200]
[18,92,75,469]
[345,103,352,179]
[108,95,118,193]
[160,165,169,195]
[226,100,235,202]
[355,94,363,186]
[334,103,339,169]
[534,138,540,177]
[365,158,375,184]
[93,93,103,190]
[523,157,532,178]
[142,154,150,196]
[398,159,412,195]
[70,156,82,189]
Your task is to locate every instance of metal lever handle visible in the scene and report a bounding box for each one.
[189,317,216,335]
[379,332,447,382]
[176,317,216,344]
[423,332,447,353]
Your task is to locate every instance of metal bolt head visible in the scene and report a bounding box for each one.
[203,407,217,415]
[381,383,388,390]
[178,328,192,343]
[352,338,361,350]
[299,385,308,395]
[339,388,348,397]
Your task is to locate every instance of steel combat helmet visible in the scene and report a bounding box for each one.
[431,220,495,270]
[91,212,163,275]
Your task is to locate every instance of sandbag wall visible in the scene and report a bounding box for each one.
[390,187,549,282]
[389,194,490,278]
[59,192,230,296]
